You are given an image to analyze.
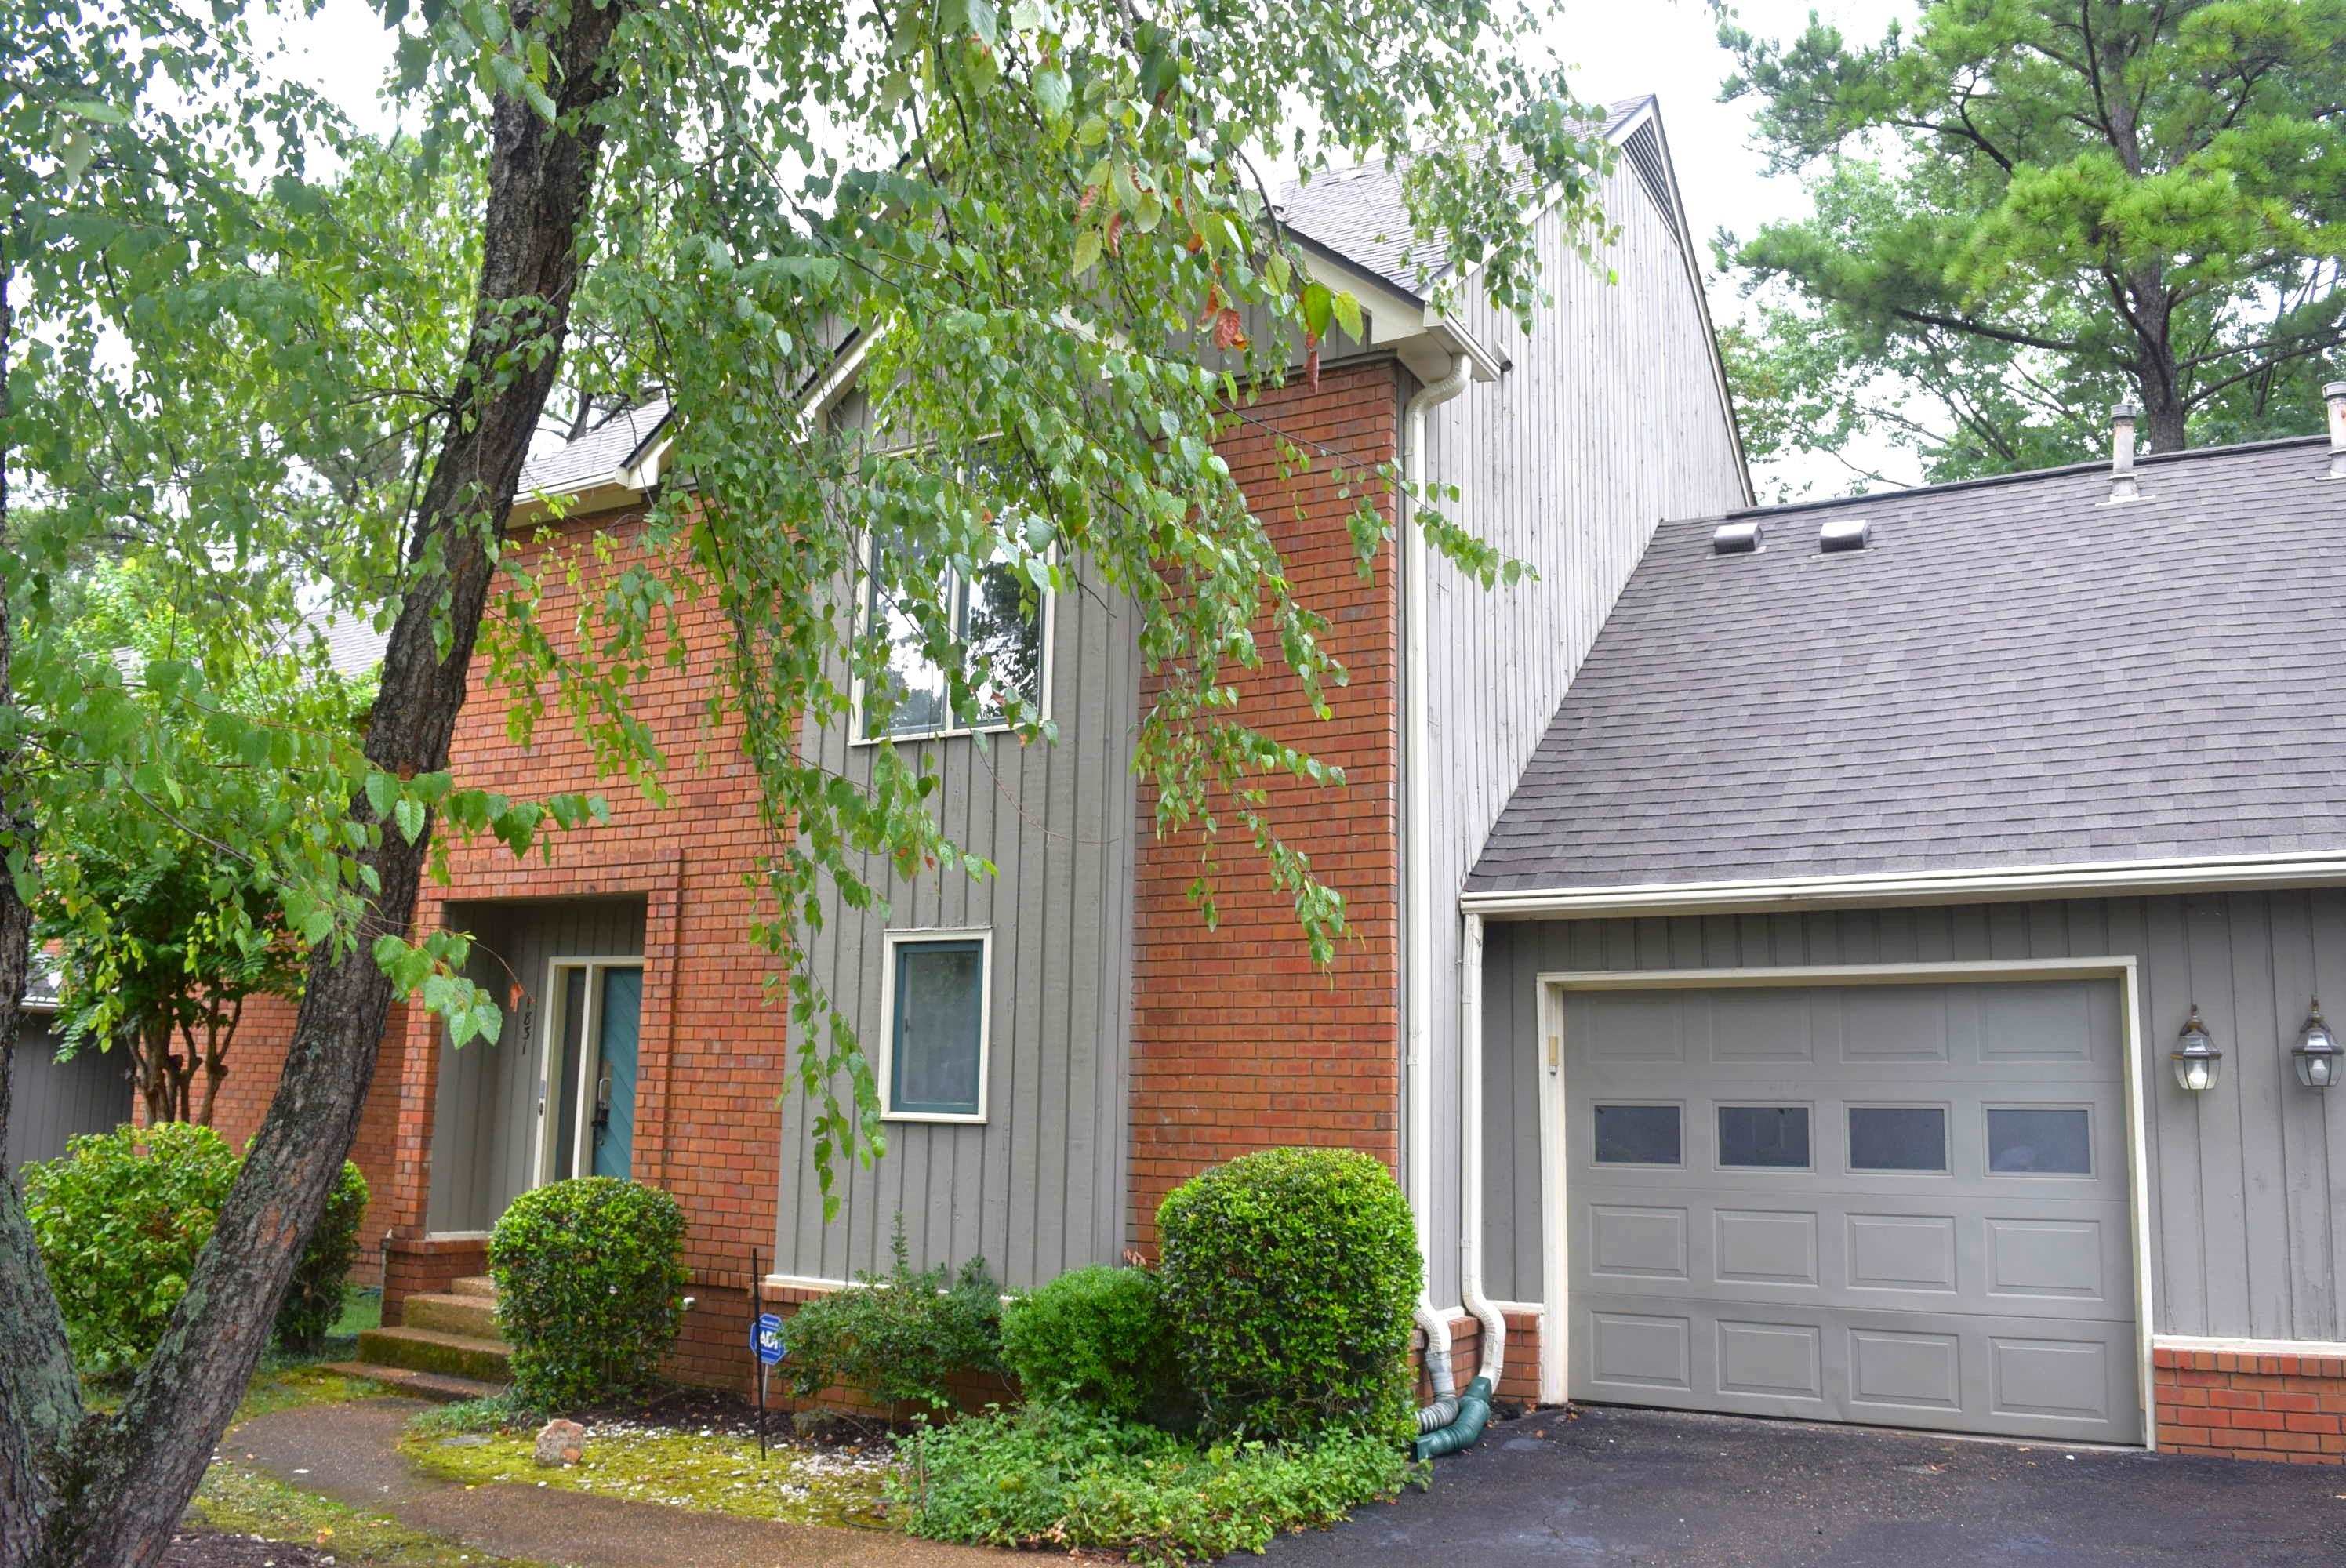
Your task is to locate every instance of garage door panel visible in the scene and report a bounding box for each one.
[1563,980,2141,1445]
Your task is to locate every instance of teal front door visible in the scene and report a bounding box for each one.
[590,966,641,1179]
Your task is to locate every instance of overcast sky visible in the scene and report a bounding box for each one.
[269,0,1919,495]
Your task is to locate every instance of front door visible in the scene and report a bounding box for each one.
[538,960,644,1184]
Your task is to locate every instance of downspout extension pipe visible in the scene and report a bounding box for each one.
[1404,354,1475,1442]
[1414,1374,1493,1461]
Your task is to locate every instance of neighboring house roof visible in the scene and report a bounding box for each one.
[1466,436,2346,901]
[1276,96,1653,302]
[20,952,60,1014]
[314,610,388,677]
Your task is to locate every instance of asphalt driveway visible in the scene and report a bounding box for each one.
[1255,1405,2346,1567]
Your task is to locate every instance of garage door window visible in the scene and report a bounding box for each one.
[1594,1103,1681,1165]
[1847,1105,1947,1172]
[1718,1105,1810,1169]
[1986,1107,2091,1174]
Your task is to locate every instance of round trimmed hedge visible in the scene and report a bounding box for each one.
[488,1177,689,1408]
[1000,1264,1176,1422]
[1154,1146,1418,1443]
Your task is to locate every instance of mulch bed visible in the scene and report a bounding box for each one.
[163,1530,340,1568]
[568,1384,911,1450]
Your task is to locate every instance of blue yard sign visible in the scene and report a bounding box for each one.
[753,1312,786,1366]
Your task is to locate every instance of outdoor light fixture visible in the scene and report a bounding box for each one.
[2173,1004,2221,1093]
[2292,996,2341,1091]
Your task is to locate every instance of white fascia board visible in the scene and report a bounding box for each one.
[1460,851,2346,919]
[1291,246,1503,383]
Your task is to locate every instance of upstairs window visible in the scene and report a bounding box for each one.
[861,539,1046,741]
[881,931,990,1121]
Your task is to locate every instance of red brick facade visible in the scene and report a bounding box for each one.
[1126,358,1407,1251]
[2153,1345,2346,1463]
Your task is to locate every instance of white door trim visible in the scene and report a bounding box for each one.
[532,956,648,1189]
[1533,957,2156,1448]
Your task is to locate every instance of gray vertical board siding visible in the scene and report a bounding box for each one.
[426,898,646,1232]
[1413,158,1749,1303]
[775,544,1140,1290]
[4,1020,133,1171]
[1478,891,2346,1342]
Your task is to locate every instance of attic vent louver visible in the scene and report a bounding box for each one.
[1712,521,1763,554]
[1818,517,1870,553]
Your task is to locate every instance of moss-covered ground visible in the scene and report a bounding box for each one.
[399,1414,896,1529]
[190,1461,538,1567]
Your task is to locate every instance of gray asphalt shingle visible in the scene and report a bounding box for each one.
[1465,435,2346,893]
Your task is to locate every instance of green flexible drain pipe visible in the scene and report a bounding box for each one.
[1412,1374,1493,1461]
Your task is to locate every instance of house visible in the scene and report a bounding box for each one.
[4,957,131,1171]
[1462,409,2346,1462]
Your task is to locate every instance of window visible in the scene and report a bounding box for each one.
[1594,1104,1682,1166]
[861,539,1046,740]
[1986,1108,2091,1174]
[1847,1106,1947,1173]
[1718,1105,1810,1169]
[881,931,989,1120]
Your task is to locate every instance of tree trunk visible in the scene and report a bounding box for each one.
[0,3,636,1560]
[0,254,87,1568]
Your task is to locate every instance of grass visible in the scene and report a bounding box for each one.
[191,1460,536,1567]
[399,1416,896,1529]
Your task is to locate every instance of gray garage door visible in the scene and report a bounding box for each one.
[1563,978,2141,1444]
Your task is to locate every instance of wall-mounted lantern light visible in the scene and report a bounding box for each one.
[2173,1004,2221,1093]
[2292,996,2341,1091]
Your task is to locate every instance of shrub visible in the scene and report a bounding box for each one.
[1155,1146,1418,1444]
[783,1219,1000,1414]
[24,1123,241,1375]
[488,1177,689,1408]
[892,1401,1412,1566]
[1000,1265,1177,1423]
[23,1123,368,1374]
[274,1160,369,1352]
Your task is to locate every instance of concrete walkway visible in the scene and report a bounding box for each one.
[228,1399,1006,1568]
[1254,1404,2346,1567]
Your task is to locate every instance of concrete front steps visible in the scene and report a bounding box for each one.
[346,1276,511,1399]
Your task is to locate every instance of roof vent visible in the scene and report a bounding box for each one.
[1818,517,1869,553]
[2326,380,2345,480]
[1712,521,1763,554]
[2107,401,2142,503]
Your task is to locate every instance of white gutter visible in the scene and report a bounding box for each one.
[1458,850,2346,920]
[1403,353,1473,1414]
[1458,912,1505,1386]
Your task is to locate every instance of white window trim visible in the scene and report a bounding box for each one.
[847,532,1056,747]
[531,956,648,1188]
[877,927,992,1124]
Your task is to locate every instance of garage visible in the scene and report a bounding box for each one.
[1558,975,2141,1444]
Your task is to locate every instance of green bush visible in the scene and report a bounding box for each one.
[892,1400,1412,1566]
[274,1160,369,1353]
[488,1177,689,1408]
[24,1123,370,1374]
[783,1220,1000,1414]
[1000,1265,1177,1423]
[1155,1146,1418,1444]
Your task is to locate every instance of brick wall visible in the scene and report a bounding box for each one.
[1126,358,1407,1250]
[2154,1345,2346,1463]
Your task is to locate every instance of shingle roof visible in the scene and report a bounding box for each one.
[517,397,670,499]
[1466,436,2346,894]
[1276,96,1652,300]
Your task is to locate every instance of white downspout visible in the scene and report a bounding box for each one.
[1404,353,1473,1430]
[1459,911,1505,1385]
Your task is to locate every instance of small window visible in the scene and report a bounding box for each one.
[1594,1104,1682,1165]
[884,934,988,1120]
[1719,1105,1810,1169]
[1987,1108,2091,1174]
[862,539,1045,739]
[1848,1106,1947,1173]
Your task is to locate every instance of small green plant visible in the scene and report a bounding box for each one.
[273,1159,369,1352]
[488,1177,688,1408]
[1156,1146,1419,1444]
[892,1400,1414,1566]
[1000,1265,1177,1423]
[24,1123,368,1374]
[783,1218,1000,1414]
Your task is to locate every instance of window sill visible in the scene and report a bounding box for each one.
[850,719,1019,749]
[881,1109,988,1125]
